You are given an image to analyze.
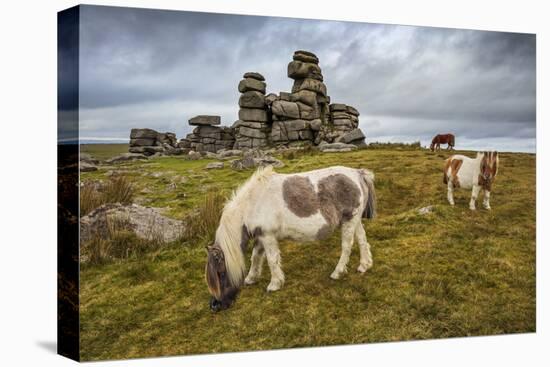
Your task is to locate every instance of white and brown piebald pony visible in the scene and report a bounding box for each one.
[443,151,499,210]
[205,165,377,311]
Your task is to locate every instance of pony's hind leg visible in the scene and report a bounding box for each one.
[330,219,358,280]
[244,241,265,285]
[355,222,373,273]
[262,235,285,292]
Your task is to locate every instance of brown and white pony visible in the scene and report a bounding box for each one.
[205,166,377,311]
[431,134,455,151]
[443,151,499,210]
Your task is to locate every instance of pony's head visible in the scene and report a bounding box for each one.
[205,243,241,312]
[430,142,435,151]
[478,151,499,188]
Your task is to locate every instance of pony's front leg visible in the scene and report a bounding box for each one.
[469,185,481,210]
[262,235,285,292]
[355,222,372,273]
[447,179,455,206]
[483,190,491,210]
[331,219,357,280]
[244,242,265,285]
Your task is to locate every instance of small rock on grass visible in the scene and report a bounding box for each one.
[206,162,224,170]
[417,205,434,215]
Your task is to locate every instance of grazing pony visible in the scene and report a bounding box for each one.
[205,165,377,311]
[431,134,455,151]
[443,151,499,210]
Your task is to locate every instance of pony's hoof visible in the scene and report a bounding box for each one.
[330,271,342,280]
[244,276,257,285]
[266,280,282,292]
[357,263,369,273]
[469,206,476,211]
[484,205,492,210]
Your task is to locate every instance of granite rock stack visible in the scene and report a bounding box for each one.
[234,72,270,149]
[129,50,367,155]
[129,128,182,156]
[178,115,235,153]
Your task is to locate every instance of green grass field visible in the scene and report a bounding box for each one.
[79,144,536,361]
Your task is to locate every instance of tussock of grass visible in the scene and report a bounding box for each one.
[80,175,135,216]
[82,215,164,265]
[102,176,135,205]
[79,146,535,361]
[181,190,226,244]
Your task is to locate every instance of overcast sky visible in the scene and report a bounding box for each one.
[73,5,536,152]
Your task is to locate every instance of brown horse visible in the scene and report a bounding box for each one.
[430,134,455,151]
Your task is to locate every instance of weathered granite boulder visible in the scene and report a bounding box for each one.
[293,50,319,64]
[231,154,284,170]
[238,108,268,122]
[243,72,265,81]
[318,142,358,152]
[80,162,98,172]
[130,128,158,139]
[336,128,366,145]
[80,203,185,245]
[189,115,221,126]
[291,78,327,96]
[239,91,266,108]
[272,100,300,119]
[238,78,266,93]
[205,162,224,170]
[287,60,322,80]
[106,153,148,164]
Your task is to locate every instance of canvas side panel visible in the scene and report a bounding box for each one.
[57,5,80,362]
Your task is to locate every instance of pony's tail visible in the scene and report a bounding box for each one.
[360,169,377,219]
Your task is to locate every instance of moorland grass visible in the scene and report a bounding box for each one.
[79,146,536,361]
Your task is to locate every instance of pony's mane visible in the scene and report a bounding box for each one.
[216,165,275,287]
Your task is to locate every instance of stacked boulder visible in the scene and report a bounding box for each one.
[326,103,365,146]
[129,128,182,156]
[234,72,269,149]
[178,116,235,153]
[270,51,329,146]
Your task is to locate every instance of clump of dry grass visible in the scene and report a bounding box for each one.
[102,176,135,205]
[80,176,135,216]
[83,215,163,265]
[80,184,104,216]
[181,190,226,244]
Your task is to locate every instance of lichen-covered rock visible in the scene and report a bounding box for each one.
[291,78,327,96]
[80,203,185,245]
[239,91,266,108]
[329,103,348,112]
[287,60,322,80]
[318,142,358,152]
[243,72,265,81]
[205,162,224,169]
[106,153,148,163]
[293,50,319,64]
[189,115,221,126]
[238,78,266,94]
[336,128,366,144]
[238,108,268,122]
[80,162,98,172]
[272,100,300,119]
[130,128,158,139]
